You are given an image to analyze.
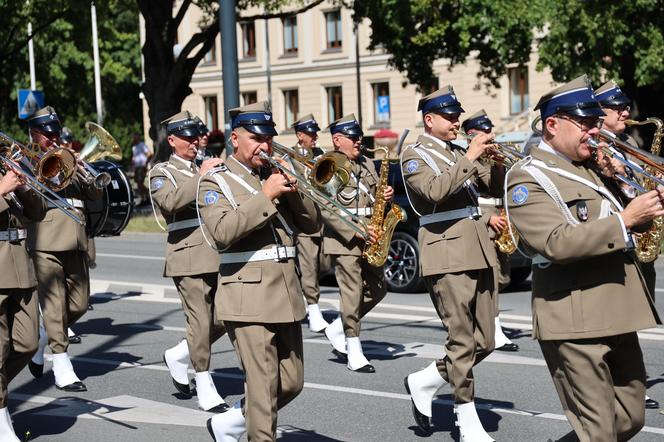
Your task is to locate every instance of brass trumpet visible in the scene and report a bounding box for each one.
[0,133,84,225]
[76,122,123,188]
[458,129,525,166]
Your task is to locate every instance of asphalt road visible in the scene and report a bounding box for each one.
[9,233,664,441]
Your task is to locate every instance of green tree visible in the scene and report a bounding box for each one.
[353,0,663,125]
[138,0,324,160]
[0,1,142,162]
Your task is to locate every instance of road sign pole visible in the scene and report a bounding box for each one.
[91,2,103,125]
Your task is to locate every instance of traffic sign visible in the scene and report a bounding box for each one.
[17,89,44,119]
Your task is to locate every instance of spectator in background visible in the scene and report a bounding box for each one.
[131,133,153,205]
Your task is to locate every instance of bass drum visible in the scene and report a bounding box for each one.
[85,160,134,237]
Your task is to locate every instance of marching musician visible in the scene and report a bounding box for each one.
[322,114,392,373]
[401,87,501,440]
[462,110,519,353]
[200,101,320,441]
[505,75,662,441]
[150,111,228,412]
[290,114,330,333]
[27,106,102,392]
[595,80,660,410]
[0,165,46,440]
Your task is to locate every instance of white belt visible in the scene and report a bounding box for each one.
[167,219,200,232]
[340,207,373,217]
[419,206,481,226]
[0,229,27,241]
[219,246,297,264]
[47,198,84,209]
[477,197,503,207]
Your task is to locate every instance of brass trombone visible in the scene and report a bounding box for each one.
[0,134,84,225]
[258,148,370,239]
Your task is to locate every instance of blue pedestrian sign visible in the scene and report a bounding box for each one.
[17,89,44,119]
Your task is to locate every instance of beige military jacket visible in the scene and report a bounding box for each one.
[27,175,102,252]
[400,134,500,277]
[321,155,378,257]
[197,156,321,323]
[0,174,47,289]
[291,144,325,239]
[506,145,660,341]
[150,155,220,277]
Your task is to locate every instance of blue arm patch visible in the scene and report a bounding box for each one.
[405,159,419,174]
[150,178,164,191]
[512,185,529,205]
[205,190,219,205]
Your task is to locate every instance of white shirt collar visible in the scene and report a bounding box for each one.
[171,154,193,168]
[537,139,574,163]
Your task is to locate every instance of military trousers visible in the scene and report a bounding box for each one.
[226,321,304,442]
[173,273,226,372]
[640,260,656,301]
[425,268,496,404]
[295,235,322,305]
[332,254,387,337]
[539,333,646,442]
[32,250,89,354]
[0,288,38,408]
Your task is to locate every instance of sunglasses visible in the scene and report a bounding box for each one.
[605,105,631,114]
[555,115,604,131]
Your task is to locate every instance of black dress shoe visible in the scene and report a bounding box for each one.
[56,381,87,392]
[645,397,659,409]
[206,417,215,439]
[404,377,431,432]
[332,349,347,361]
[163,355,192,395]
[28,360,44,378]
[68,335,82,344]
[497,342,519,352]
[203,403,230,413]
[87,303,94,311]
[349,363,375,373]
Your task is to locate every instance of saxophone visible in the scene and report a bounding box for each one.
[625,117,664,263]
[495,207,518,254]
[362,146,407,267]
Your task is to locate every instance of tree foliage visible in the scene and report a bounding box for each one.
[354,0,663,122]
[0,0,142,161]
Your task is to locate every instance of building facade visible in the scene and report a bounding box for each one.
[142,2,557,148]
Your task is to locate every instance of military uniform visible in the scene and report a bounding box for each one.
[0,172,46,438]
[321,114,387,373]
[462,109,519,353]
[402,87,501,441]
[289,114,330,332]
[150,111,227,411]
[26,106,102,392]
[506,76,660,441]
[204,102,320,442]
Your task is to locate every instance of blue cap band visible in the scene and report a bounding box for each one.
[294,119,320,133]
[329,120,362,136]
[231,112,275,130]
[420,94,464,114]
[595,86,631,106]
[539,87,604,120]
[462,115,493,132]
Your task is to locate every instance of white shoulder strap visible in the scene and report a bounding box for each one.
[147,163,171,232]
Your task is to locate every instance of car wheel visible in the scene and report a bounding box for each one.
[384,231,423,293]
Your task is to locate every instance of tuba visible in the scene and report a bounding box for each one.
[78,122,122,188]
[625,118,664,263]
[362,146,407,267]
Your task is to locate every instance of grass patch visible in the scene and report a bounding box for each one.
[125,213,167,233]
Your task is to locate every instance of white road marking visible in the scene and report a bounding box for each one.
[97,253,164,261]
[25,354,664,436]
[89,279,664,340]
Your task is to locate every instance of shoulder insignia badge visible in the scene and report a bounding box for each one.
[405,159,419,174]
[512,185,529,205]
[151,178,164,191]
[204,190,219,205]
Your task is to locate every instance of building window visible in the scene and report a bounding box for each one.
[241,91,257,106]
[283,16,298,54]
[509,67,529,115]
[241,22,256,58]
[325,10,342,49]
[203,40,216,64]
[284,89,299,128]
[326,86,343,122]
[204,96,218,130]
[372,82,390,125]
